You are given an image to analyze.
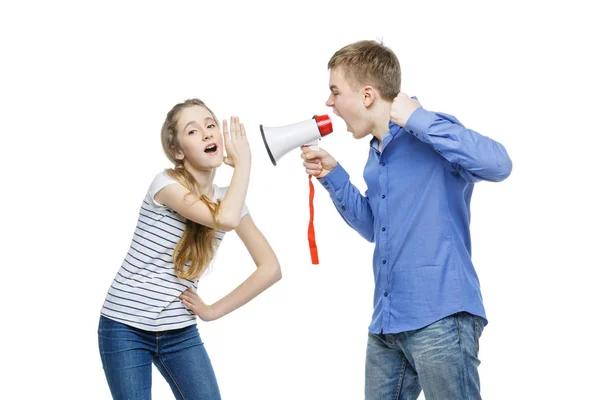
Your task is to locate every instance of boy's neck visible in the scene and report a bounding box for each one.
[369,100,392,143]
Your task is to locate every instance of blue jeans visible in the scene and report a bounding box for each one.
[365,312,484,400]
[98,316,221,399]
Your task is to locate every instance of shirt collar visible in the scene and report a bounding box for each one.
[369,120,403,152]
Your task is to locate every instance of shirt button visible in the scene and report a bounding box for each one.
[380,162,385,166]
[382,260,387,264]
[341,206,346,210]
[382,227,386,232]
[384,292,388,297]
[381,194,386,199]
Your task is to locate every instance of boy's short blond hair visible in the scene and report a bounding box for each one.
[328,40,401,102]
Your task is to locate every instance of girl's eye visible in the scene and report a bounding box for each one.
[207,124,216,129]
[188,129,198,135]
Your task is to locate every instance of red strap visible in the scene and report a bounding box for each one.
[308,175,319,264]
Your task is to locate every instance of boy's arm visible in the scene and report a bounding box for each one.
[392,94,512,183]
[318,164,375,242]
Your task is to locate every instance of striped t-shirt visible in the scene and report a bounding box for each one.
[100,170,249,331]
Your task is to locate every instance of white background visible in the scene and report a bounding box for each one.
[1,1,598,399]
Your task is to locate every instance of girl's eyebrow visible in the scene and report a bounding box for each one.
[183,120,197,131]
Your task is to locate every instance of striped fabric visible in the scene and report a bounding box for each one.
[100,170,247,331]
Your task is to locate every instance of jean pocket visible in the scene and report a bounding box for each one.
[473,315,484,354]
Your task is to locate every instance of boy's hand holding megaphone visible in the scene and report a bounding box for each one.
[259,114,335,265]
[300,147,338,179]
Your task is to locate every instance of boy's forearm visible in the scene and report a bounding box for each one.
[319,164,375,242]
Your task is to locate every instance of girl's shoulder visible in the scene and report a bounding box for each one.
[146,169,179,210]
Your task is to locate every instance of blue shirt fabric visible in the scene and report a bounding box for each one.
[318,107,512,334]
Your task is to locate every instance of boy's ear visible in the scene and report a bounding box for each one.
[362,86,376,108]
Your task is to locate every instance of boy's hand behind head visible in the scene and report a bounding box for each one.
[390,93,421,127]
[300,146,338,179]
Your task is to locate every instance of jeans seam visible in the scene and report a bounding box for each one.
[473,316,481,354]
[394,357,407,400]
[98,317,115,397]
[458,314,474,399]
[454,313,462,349]
[155,355,188,400]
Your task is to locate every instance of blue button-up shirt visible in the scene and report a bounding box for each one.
[318,107,512,334]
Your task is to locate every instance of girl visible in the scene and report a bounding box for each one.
[98,99,281,399]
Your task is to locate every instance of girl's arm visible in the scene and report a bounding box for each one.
[155,118,252,231]
[154,168,249,232]
[179,214,281,321]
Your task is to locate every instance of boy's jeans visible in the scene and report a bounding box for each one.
[365,312,484,400]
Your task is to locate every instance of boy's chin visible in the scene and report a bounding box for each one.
[350,129,370,140]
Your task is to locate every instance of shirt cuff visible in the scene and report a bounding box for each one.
[317,163,349,194]
[404,107,438,142]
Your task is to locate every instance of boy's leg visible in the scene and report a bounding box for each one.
[399,312,484,400]
[365,332,421,400]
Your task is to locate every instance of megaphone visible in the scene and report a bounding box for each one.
[259,114,334,266]
[260,115,333,166]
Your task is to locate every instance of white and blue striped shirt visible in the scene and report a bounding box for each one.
[100,170,248,331]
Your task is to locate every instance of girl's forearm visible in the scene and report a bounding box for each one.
[209,261,281,321]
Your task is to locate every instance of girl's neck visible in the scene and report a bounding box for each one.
[184,163,216,198]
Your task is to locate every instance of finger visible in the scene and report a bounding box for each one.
[303,160,321,169]
[181,298,192,308]
[240,123,246,137]
[232,116,240,137]
[222,120,230,141]
[223,125,232,146]
[236,117,241,137]
[301,146,312,154]
[305,168,322,176]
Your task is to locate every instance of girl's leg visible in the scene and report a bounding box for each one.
[98,315,154,400]
[153,324,221,400]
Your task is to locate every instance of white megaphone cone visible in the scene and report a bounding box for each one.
[259,114,334,266]
[260,114,333,165]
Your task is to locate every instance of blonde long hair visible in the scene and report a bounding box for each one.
[160,99,221,280]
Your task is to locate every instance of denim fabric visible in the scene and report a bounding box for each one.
[98,315,221,399]
[365,312,484,400]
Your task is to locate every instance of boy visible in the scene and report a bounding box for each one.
[301,40,512,399]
